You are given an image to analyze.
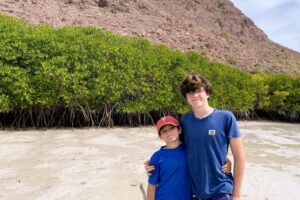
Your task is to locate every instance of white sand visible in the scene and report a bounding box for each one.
[0,121,299,200]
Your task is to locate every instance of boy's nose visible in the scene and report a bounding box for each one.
[191,93,200,99]
[166,131,174,136]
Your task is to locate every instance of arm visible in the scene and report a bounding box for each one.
[144,159,155,176]
[147,183,156,200]
[229,137,245,200]
[145,152,159,200]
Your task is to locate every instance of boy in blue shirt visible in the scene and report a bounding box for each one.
[147,116,192,200]
[146,73,244,200]
[179,73,245,200]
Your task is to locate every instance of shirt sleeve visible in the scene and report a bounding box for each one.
[225,111,241,138]
[148,151,160,185]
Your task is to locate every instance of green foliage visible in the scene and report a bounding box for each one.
[206,63,256,112]
[251,74,270,109]
[0,14,299,124]
[270,91,289,112]
[0,94,10,112]
[263,74,300,112]
[0,62,32,110]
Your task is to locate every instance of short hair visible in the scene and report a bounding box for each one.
[180,73,212,98]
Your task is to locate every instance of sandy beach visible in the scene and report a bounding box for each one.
[0,121,299,200]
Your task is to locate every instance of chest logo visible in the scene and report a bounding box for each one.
[208,129,216,136]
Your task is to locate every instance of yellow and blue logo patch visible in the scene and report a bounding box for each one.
[208,129,216,136]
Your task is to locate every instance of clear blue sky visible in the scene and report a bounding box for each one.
[230,0,300,52]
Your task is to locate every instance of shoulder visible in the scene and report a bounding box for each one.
[214,109,236,119]
[149,149,162,165]
[214,108,232,115]
[180,112,193,123]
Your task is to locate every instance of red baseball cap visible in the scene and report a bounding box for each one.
[156,116,179,134]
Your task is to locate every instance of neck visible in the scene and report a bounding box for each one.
[193,105,213,118]
[164,140,180,149]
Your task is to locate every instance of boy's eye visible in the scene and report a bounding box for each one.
[188,88,205,95]
[161,126,176,134]
[195,88,205,93]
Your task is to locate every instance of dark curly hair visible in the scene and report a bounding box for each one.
[180,73,212,98]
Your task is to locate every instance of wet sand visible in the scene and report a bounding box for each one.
[0,121,299,200]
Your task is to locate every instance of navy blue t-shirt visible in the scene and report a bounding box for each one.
[180,109,240,199]
[148,144,192,200]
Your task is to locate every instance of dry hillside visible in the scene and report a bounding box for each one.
[1,0,300,74]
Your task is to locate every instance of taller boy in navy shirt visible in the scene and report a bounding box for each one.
[180,73,245,200]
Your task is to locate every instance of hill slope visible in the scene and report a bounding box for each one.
[1,0,299,74]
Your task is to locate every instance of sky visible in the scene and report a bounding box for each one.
[230,0,300,52]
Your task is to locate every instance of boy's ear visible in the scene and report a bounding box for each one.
[178,127,182,134]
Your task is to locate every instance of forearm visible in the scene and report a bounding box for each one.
[147,183,156,200]
[229,137,245,199]
[232,155,245,198]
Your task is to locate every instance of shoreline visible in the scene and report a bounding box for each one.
[1,119,299,131]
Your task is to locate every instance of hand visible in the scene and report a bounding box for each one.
[232,196,241,200]
[221,158,232,173]
[144,160,155,176]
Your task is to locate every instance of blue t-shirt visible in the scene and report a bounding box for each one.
[180,109,240,199]
[148,144,192,200]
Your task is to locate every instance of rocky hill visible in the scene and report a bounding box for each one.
[1,0,300,74]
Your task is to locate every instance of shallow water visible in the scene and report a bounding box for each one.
[238,121,300,200]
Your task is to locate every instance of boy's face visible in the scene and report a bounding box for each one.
[186,87,209,109]
[159,125,181,143]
